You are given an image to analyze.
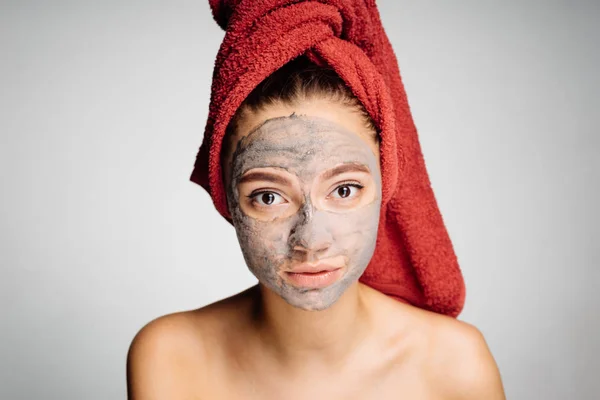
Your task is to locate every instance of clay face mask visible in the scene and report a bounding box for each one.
[226,114,382,311]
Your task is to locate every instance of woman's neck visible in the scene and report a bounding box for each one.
[250,282,373,370]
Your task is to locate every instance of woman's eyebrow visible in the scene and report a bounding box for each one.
[321,163,370,180]
[239,171,292,186]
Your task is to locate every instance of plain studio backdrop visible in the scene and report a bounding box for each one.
[1,1,598,399]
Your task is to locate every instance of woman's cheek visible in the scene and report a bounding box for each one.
[233,216,289,271]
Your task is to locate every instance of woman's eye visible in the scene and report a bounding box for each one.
[330,183,363,199]
[249,191,286,207]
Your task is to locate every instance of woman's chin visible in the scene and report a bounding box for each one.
[279,284,347,311]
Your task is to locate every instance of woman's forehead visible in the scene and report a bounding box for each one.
[222,101,381,187]
[231,114,378,175]
[232,100,377,149]
[242,113,366,148]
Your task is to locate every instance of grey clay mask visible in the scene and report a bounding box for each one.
[225,114,382,311]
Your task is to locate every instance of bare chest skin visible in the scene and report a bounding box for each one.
[214,357,437,400]
[186,287,448,400]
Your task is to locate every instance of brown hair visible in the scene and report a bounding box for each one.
[221,56,379,168]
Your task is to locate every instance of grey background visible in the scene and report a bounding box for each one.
[1,1,598,399]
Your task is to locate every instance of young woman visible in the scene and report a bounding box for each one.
[126,57,505,399]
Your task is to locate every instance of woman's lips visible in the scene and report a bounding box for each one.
[284,266,344,289]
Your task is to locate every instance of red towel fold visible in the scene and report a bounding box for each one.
[191,0,466,317]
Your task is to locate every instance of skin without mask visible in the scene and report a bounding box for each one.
[226,113,382,311]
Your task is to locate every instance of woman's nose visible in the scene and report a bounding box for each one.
[288,205,333,260]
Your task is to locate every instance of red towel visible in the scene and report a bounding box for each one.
[191,0,466,317]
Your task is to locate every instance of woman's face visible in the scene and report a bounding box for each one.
[223,100,382,311]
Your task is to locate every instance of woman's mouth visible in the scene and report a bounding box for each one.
[283,262,345,289]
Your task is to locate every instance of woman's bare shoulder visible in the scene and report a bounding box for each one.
[405,307,506,399]
[362,287,505,398]
[126,286,257,399]
[423,313,506,399]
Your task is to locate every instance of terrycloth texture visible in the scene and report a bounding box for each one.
[191,0,466,317]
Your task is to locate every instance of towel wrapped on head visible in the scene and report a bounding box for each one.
[191,0,466,317]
